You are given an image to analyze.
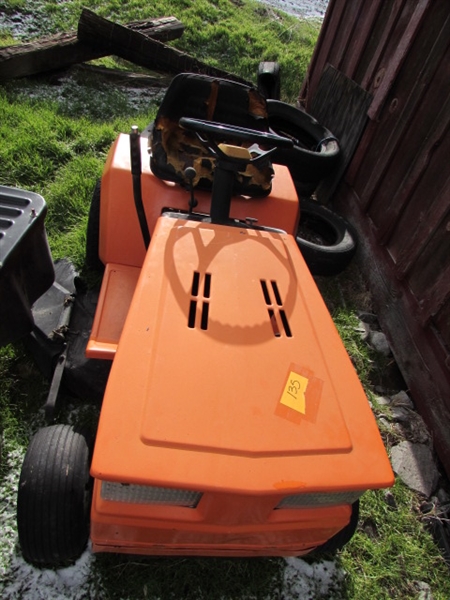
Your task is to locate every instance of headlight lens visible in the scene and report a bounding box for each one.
[276,490,363,509]
[101,482,202,507]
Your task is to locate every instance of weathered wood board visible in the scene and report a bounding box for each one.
[309,64,372,204]
[77,9,251,85]
[0,16,184,81]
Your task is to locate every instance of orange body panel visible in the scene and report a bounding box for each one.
[98,134,299,268]
[91,476,352,556]
[89,207,393,555]
[86,263,140,360]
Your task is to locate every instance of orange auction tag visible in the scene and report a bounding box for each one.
[279,371,309,414]
[275,364,322,425]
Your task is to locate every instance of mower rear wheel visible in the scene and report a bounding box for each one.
[17,424,92,567]
[85,179,104,272]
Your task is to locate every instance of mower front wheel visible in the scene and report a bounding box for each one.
[17,424,93,568]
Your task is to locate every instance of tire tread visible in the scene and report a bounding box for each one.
[17,424,92,567]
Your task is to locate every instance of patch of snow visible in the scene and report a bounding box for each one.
[2,549,95,600]
[282,557,345,598]
[0,0,329,40]
[0,440,343,599]
[255,0,329,19]
[5,74,164,118]
[0,438,98,600]
[0,445,25,576]
[0,2,53,40]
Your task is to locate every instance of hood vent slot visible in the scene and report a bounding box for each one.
[188,271,211,330]
[261,279,292,338]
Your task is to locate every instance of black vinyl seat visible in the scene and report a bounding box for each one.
[149,73,274,197]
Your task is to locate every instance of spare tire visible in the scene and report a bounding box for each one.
[267,100,340,197]
[297,199,357,276]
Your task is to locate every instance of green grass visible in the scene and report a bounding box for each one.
[0,84,158,265]
[0,0,318,103]
[1,1,450,598]
[340,482,450,599]
[314,269,450,598]
[91,555,285,600]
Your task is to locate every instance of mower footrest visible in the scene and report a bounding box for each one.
[86,263,140,360]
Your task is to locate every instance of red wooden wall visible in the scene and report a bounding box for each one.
[300,0,450,477]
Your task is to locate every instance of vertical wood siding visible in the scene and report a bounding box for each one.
[301,0,450,476]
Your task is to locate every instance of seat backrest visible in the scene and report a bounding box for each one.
[149,73,274,197]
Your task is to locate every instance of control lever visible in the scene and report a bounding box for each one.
[184,167,198,213]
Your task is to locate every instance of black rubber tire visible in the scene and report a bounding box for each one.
[257,61,281,100]
[85,179,104,273]
[266,100,340,197]
[313,501,360,555]
[17,424,92,567]
[296,199,357,276]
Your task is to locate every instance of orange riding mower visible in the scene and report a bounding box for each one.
[14,73,393,567]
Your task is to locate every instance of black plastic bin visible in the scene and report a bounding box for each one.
[0,186,54,346]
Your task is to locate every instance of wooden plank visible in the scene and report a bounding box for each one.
[342,0,384,81]
[434,298,450,354]
[368,0,432,120]
[317,1,407,185]
[394,168,450,279]
[77,9,251,86]
[330,0,365,73]
[344,120,376,186]
[419,263,450,328]
[0,16,184,81]
[309,64,372,204]
[407,209,450,326]
[360,0,408,89]
[379,93,450,251]
[299,0,347,107]
[356,2,450,214]
[344,1,425,187]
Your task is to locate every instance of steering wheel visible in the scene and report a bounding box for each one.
[179,117,293,165]
[179,117,294,223]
